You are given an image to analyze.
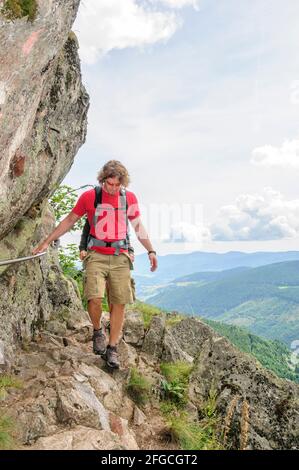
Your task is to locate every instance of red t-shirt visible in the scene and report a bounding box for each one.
[71,186,140,255]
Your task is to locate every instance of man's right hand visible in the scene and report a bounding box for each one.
[32,241,49,255]
[80,250,87,260]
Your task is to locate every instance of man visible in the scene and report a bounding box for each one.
[33,160,158,369]
[79,217,136,309]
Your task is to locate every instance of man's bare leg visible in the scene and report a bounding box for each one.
[88,298,102,330]
[109,304,126,346]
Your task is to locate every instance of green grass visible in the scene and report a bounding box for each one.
[0,414,16,450]
[0,0,38,21]
[160,361,193,384]
[159,365,223,450]
[167,414,223,450]
[165,313,184,328]
[160,398,223,451]
[202,387,218,419]
[0,375,23,400]
[0,375,21,450]
[126,368,152,406]
[159,361,194,407]
[130,301,162,328]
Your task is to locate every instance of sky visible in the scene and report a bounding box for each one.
[63,0,299,255]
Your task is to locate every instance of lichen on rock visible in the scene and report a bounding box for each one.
[0,0,89,366]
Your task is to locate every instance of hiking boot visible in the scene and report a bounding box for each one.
[105,345,120,369]
[92,329,106,355]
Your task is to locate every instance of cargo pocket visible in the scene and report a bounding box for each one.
[122,252,134,271]
[82,251,92,270]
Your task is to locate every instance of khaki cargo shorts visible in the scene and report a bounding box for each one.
[83,250,134,304]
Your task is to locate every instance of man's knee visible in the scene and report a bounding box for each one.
[88,297,103,308]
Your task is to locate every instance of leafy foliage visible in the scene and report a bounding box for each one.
[58,243,81,280]
[160,379,186,405]
[159,362,193,407]
[49,184,86,232]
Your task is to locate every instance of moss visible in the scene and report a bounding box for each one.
[0,0,38,22]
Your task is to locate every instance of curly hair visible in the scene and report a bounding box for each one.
[97,160,130,187]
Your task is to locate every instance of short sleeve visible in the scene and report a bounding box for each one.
[127,192,141,221]
[71,192,87,217]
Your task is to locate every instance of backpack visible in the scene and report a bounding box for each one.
[86,185,130,255]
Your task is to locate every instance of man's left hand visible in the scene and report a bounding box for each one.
[149,253,158,272]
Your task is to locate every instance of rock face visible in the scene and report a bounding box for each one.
[0,0,89,365]
[0,311,298,451]
[130,314,299,450]
[4,325,139,450]
[0,1,298,453]
[0,0,88,234]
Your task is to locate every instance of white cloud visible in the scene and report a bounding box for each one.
[74,0,180,64]
[251,139,299,169]
[150,0,200,9]
[210,187,299,241]
[162,222,210,243]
